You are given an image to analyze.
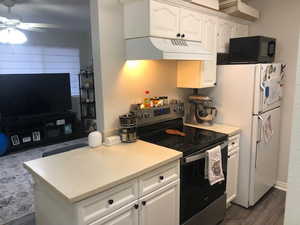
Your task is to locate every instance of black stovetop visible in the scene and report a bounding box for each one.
[138,118,227,157]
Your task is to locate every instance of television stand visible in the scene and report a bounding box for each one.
[0,112,82,154]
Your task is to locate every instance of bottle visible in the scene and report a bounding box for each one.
[144,90,151,108]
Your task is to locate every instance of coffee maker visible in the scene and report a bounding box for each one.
[186,95,218,126]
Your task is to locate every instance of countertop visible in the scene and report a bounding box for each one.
[24,141,182,203]
[185,123,241,136]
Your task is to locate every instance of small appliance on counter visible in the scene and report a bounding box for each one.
[88,131,102,148]
[186,95,218,126]
[119,113,137,143]
[229,36,276,64]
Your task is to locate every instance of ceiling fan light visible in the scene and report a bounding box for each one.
[0,28,27,44]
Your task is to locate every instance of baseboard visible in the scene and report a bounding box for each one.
[275,181,288,192]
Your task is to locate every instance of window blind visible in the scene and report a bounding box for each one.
[0,45,80,96]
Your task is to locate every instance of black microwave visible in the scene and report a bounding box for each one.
[229,36,276,64]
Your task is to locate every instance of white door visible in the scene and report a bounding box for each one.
[89,202,139,225]
[226,150,239,204]
[250,107,281,206]
[255,64,283,114]
[179,8,204,41]
[140,181,179,225]
[217,19,235,53]
[149,0,180,39]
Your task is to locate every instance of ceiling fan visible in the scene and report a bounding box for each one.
[0,0,61,44]
[0,0,60,31]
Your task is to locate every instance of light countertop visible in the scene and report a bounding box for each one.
[185,123,241,136]
[24,141,182,203]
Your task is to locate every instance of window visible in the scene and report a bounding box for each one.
[0,44,80,96]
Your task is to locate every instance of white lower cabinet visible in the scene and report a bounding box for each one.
[226,134,240,205]
[88,202,139,225]
[226,149,239,205]
[33,160,180,225]
[90,180,180,225]
[140,181,179,225]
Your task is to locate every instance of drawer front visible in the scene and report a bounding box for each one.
[77,180,138,225]
[228,134,240,152]
[139,161,180,197]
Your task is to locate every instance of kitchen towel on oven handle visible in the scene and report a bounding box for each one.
[205,145,224,186]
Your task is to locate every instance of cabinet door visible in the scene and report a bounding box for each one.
[203,15,217,53]
[179,8,204,41]
[226,150,239,204]
[232,23,249,38]
[217,19,235,53]
[202,60,217,87]
[149,0,180,39]
[140,181,179,225]
[89,202,139,225]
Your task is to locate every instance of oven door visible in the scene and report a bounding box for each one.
[180,142,228,225]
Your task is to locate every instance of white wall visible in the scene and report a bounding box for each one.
[90,0,191,135]
[284,33,300,225]
[249,0,300,185]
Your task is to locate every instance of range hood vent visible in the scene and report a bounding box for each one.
[126,37,214,61]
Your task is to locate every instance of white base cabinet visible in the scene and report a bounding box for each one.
[140,181,179,225]
[89,202,139,225]
[226,134,240,206]
[33,161,180,225]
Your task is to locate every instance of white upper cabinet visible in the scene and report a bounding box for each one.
[217,19,235,53]
[203,15,217,53]
[149,1,180,39]
[232,24,249,38]
[217,19,249,53]
[179,9,204,42]
[123,0,208,42]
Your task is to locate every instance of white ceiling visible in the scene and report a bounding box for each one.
[0,0,90,31]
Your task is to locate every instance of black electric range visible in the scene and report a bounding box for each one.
[138,118,229,225]
[138,118,227,157]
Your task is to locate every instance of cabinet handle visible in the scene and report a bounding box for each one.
[108,199,114,205]
[134,204,139,209]
[159,176,164,181]
[176,33,181,38]
[181,34,185,38]
[142,201,147,206]
[232,142,235,145]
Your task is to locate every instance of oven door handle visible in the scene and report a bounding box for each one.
[184,152,207,164]
[183,141,228,164]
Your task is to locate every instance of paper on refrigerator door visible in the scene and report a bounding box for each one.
[263,115,274,144]
[264,78,281,106]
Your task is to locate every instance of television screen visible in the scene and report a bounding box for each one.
[0,73,72,117]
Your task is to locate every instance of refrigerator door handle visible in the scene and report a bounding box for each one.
[257,115,264,144]
[255,115,264,168]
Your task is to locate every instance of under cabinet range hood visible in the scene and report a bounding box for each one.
[125,37,215,61]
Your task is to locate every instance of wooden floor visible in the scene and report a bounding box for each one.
[221,189,286,225]
[5,189,285,225]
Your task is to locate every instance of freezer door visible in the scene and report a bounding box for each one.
[249,107,281,206]
[254,64,282,114]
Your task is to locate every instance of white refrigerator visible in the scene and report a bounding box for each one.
[208,63,283,208]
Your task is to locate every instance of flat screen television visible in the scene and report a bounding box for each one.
[0,73,72,117]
